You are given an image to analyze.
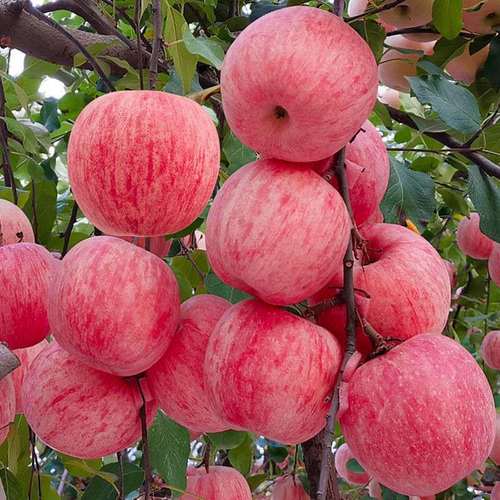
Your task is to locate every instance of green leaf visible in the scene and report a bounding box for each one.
[411,156,440,173]
[468,165,500,242]
[350,19,385,61]
[73,42,116,67]
[381,485,409,500]
[424,36,467,67]
[0,187,29,207]
[432,0,463,39]
[483,37,500,89]
[205,272,252,303]
[149,412,190,495]
[408,75,481,135]
[0,71,30,112]
[39,98,60,132]
[246,473,267,492]
[28,475,60,500]
[6,416,30,482]
[206,430,249,450]
[222,131,256,173]
[171,250,209,289]
[381,158,436,229]
[346,458,365,474]
[172,267,194,301]
[228,434,253,475]
[373,101,393,128]
[58,454,103,479]
[438,186,469,214]
[183,28,224,70]
[0,467,25,500]
[268,445,288,463]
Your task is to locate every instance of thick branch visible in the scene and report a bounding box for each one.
[148,0,162,89]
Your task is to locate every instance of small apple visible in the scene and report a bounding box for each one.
[347,0,369,16]
[272,475,310,499]
[457,213,493,260]
[488,242,500,286]
[0,199,34,245]
[446,44,489,84]
[463,0,500,33]
[379,0,434,29]
[481,330,500,370]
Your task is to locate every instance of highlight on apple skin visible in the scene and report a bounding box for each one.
[456,213,493,260]
[204,299,342,444]
[221,6,378,162]
[49,236,180,376]
[334,443,370,485]
[481,330,500,370]
[0,199,35,246]
[67,90,220,236]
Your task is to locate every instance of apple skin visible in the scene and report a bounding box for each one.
[180,466,251,500]
[377,86,401,109]
[147,294,231,433]
[339,334,496,496]
[480,330,500,370]
[116,236,172,258]
[0,376,15,445]
[49,236,180,376]
[490,413,500,465]
[347,0,368,16]
[272,475,310,499]
[457,213,493,260]
[488,243,500,287]
[0,199,34,245]
[463,0,500,33]
[0,243,57,349]
[379,36,434,92]
[221,6,377,162]
[379,0,434,29]
[11,339,49,414]
[335,443,370,485]
[204,299,342,445]
[68,91,220,236]
[446,45,489,85]
[206,159,351,305]
[22,342,158,459]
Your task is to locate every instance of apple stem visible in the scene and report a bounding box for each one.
[361,318,401,358]
[0,343,20,381]
[135,376,152,500]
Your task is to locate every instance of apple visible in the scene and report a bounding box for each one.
[446,44,489,85]
[347,0,369,17]
[272,475,310,499]
[22,342,158,459]
[116,235,172,258]
[49,236,180,376]
[490,413,500,465]
[379,36,435,92]
[335,443,370,485]
[488,243,500,286]
[379,0,434,29]
[368,480,382,499]
[206,159,351,305]
[221,6,378,162]
[11,339,49,414]
[0,243,57,349]
[204,299,342,444]
[480,330,500,370]
[463,0,500,33]
[339,334,496,496]
[0,376,15,445]
[147,294,231,433]
[67,90,220,236]
[457,213,493,260]
[442,259,457,289]
[377,86,401,109]
[180,466,252,500]
[0,199,34,245]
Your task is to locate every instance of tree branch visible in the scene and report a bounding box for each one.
[134,0,144,90]
[62,200,78,257]
[148,0,162,90]
[0,76,17,204]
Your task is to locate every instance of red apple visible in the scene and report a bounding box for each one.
[22,342,158,459]
[457,213,493,260]
[339,334,496,495]
[147,294,231,433]
[481,330,500,370]
[464,0,500,33]
[0,376,15,444]
[489,243,500,287]
[204,299,342,444]
[206,159,350,305]
[272,475,310,499]
[49,236,180,376]
[0,199,34,245]
[490,413,500,465]
[11,339,49,413]
[116,235,172,258]
[379,0,434,29]
[221,6,377,162]
[68,91,220,236]
[335,443,370,485]
[378,86,401,109]
[446,45,489,85]
[0,243,57,349]
[180,466,251,499]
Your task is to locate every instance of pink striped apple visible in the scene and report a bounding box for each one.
[464,0,500,33]
[68,91,220,236]
[221,6,377,162]
[490,413,500,465]
[180,466,251,499]
[0,199,34,245]
[272,475,310,499]
[0,243,57,349]
[340,334,496,496]
[22,342,158,459]
[204,300,342,444]
[457,213,493,260]
[0,376,15,444]
[147,294,231,433]
[378,86,401,109]
[206,159,350,305]
[49,236,180,376]
[489,243,500,286]
[379,0,434,30]
[481,330,500,370]
[335,443,370,485]
[116,235,172,258]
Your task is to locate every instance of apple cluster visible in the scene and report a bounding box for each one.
[0,4,498,499]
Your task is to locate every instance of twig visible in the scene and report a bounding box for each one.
[0,77,18,204]
[463,103,500,148]
[28,428,42,500]
[484,276,491,335]
[149,0,162,90]
[387,146,484,153]
[24,2,116,92]
[117,450,126,500]
[386,26,474,38]
[135,377,151,500]
[62,201,78,257]
[179,240,206,281]
[134,0,144,90]
[346,0,407,22]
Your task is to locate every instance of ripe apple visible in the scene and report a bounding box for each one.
[0,243,57,349]
[206,159,351,305]
[379,36,435,92]
[68,91,220,236]
[347,0,369,16]
[490,413,500,465]
[180,466,251,500]
[340,334,496,495]
[379,0,434,29]
[22,342,158,459]
[272,475,310,499]
[115,235,172,258]
[11,339,49,413]
[489,243,500,287]
[204,299,342,444]
[335,443,370,485]
[481,330,500,370]
[446,44,489,85]
[378,86,401,109]
[0,199,34,245]
[0,376,15,444]
[463,0,500,33]
[147,294,231,433]
[221,6,378,162]
[49,236,180,376]
[457,213,493,260]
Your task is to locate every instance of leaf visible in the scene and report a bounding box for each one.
[432,0,463,39]
[73,42,116,67]
[268,445,288,463]
[0,187,30,207]
[468,165,500,242]
[28,475,60,500]
[350,19,385,61]
[6,416,30,481]
[171,250,209,288]
[438,186,469,214]
[149,412,190,495]
[424,36,467,67]
[39,98,60,132]
[172,267,194,301]
[222,131,256,173]
[408,75,481,135]
[381,485,410,500]
[228,434,253,475]
[183,28,224,70]
[0,467,25,500]
[0,70,30,112]
[381,158,436,229]
[483,37,500,89]
[346,458,365,474]
[58,454,103,479]
[206,430,249,450]
[246,473,267,492]
[205,272,252,303]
